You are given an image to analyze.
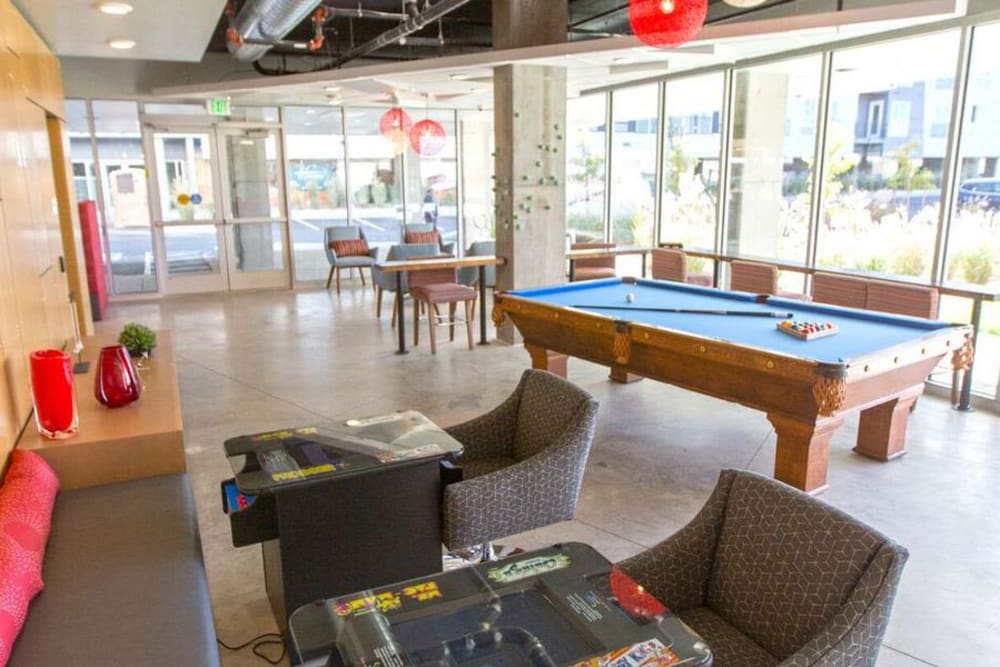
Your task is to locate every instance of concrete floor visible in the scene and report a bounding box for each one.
[106,283,1000,667]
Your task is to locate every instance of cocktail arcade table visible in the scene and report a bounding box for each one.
[222,413,463,629]
[289,542,712,666]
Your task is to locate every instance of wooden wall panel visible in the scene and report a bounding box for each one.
[48,117,93,336]
[0,203,23,465]
[0,0,77,460]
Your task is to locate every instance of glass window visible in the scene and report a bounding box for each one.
[944,22,1000,397]
[816,31,961,281]
[345,108,404,251]
[727,56,822,266]
[610,86,658,252]
[92,100,157,294]
[284,106,349,282]
[403,108,458,251]
[659,73,724,262]
[65,99,97,203]
[459,109,494,246]
[566,94,607,244]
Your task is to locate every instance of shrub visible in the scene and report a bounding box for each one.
[959,247,994,285]
[891,244,926,277]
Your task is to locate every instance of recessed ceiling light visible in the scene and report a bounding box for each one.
[306,108,317,114]
[324,86,341,93]
[613,57,634,65]
[97,2,133,15]
[107,39,136,49]
[303,121,313,126]
[450,73,470,81]
[327,98,341,105]
[293,42,308,49]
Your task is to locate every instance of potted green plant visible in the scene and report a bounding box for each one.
[118,322,157,358]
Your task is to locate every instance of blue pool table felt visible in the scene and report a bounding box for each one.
[510,278,953,365]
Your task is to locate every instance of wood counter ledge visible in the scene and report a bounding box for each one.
[17,330,185,490]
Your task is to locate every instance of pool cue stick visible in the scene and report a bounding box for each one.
[572,305,794,318]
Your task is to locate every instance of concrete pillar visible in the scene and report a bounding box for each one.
[494,64,567,342]
[492,0,567,50]
[728,70,788,257]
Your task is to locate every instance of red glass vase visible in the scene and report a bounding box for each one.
[29,349,79,439]
[94,345,141,408]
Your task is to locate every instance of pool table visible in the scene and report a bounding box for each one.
[492,277,972,493]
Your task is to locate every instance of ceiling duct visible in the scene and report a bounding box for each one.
[332,0,474,67]
[227,0,324,61]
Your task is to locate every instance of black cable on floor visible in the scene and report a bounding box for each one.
[218,632,287,665]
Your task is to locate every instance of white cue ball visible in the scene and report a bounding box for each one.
[625,293,635,303]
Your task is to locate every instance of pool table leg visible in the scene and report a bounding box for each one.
[609,366,644,384]
[767,412,844,494]
[525,343,568,378]
[855,385,924,461]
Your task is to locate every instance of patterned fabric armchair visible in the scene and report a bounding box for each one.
[618,469,908,667]
[442,370,599,551]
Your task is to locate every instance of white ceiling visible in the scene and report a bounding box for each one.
[13,0,228,62]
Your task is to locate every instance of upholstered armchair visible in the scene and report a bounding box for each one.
[457,240,497,288]
[618,469,909,667]
[324,226,378,294]
[371,242,441,323]
[442,370,599,553]
[403,223,455,255]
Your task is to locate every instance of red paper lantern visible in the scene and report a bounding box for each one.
[409,119,447,156]
[379,108,412,138]
[629,0,707,49]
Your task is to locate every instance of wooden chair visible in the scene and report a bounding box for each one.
[408,259,477,354]
[651,247,687,282]
[812,272,868,309]
[651,248,713,286]
[865,280,939,319]
[570,242,616,281]
[729,259,779,294]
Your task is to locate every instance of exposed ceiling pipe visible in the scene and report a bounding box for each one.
[331,0,473,67]
[320,3,408,21]
[227,0,324,62]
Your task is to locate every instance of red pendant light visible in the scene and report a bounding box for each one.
[629,0,707,49]
[409,119,447,156]
[379,108,412,139]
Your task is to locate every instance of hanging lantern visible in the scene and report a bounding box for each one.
[629,0,707,49]
[409,119,447,157]
[379,108,412,138]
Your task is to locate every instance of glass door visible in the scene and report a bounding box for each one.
[218,127,289,290]
[147,127,227,293]
[145,124,290,294]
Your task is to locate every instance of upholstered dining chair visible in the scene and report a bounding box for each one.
[407,260,477,354]
[324,226,378,294]
[570,242,617,281]
[371,242,440,325]
[442,370,599,557]
[457,240,497,288]
[403,223,455,255]
[618,469,909,667]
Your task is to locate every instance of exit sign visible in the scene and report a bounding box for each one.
[207,98,231,116]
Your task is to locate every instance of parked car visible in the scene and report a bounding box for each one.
[957,177,1000,211]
